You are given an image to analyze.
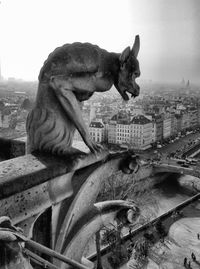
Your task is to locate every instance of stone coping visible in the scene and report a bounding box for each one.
[0,137,26,160]
[0,149,131,200]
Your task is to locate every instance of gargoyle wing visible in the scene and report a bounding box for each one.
[39,43,105,81]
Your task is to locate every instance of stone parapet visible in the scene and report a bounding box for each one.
[0,137,26,160]
[0,145,139,268]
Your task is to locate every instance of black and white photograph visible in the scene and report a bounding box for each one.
[0,0,200,268]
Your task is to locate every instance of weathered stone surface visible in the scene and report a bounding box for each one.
[60,200,138,269]
[0,137,25,160]
[26,36,140,155]
[0,173,73,229]
[0,216,32,269]
[0,150,109,199]
[0,146,146,266]
[53,156,124,254]
[0,150,138,235]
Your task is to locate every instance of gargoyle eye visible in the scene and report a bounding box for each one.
[50,76,55,83]
[134,70,140,77]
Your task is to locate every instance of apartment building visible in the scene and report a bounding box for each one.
[116,120,131,145]
[170,113,176,136]
[107,119,117,144]
[181,111,190,130]
[146,113,163,143]
[89,119,105,143]
[188,107,198,128]
[174,114,182,133]
[130,115,152,150]
[163,113,171,139]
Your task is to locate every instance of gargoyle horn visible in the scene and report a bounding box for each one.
[132,35,140,58]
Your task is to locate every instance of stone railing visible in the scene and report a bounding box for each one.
[0,136,26,160]
[0,138,139,268]
[153,163,200,178]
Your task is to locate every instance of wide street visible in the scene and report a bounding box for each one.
[139,131,200,163]
[155,132,200,156]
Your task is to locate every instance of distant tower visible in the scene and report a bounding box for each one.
[185,79,190,95]
[181,78,185,86]
[0,60,3,81]
[0,61,1,81]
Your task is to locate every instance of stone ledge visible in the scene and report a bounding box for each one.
[0,149,131,200]
[0,137,26,160]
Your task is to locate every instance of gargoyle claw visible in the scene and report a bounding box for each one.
[88,141,105,154]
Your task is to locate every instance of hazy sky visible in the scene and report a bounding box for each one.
[0,0,200,83]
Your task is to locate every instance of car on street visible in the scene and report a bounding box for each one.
[177,160,185,165]
[181,163,190,168]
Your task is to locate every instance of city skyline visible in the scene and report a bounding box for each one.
[0,0,200,84]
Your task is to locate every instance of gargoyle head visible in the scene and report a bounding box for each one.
[115,35,140,101]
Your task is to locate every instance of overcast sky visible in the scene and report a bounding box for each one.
[0,0,199,83]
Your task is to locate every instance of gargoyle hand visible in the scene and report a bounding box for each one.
[84,137,104,154]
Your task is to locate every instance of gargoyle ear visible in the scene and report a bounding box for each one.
[132,35,140,58]
[119,46,130,65]
[49,76,56,88]
[50,76,55,83]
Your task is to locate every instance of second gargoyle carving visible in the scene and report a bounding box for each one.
[26,35,140,155]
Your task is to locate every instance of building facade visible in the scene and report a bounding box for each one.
[107,120,117,144]
[89,120,105,143]
[163,114,171,139]
[188,108,198,128]
[116,121,131,145]
[130,115,152,150]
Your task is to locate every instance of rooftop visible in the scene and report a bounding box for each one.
[89,121,104,128]
[131,115,152,125]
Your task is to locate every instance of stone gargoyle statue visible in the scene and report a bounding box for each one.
[26,35,140,155]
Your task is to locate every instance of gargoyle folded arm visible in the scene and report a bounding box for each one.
[50,78,100,153]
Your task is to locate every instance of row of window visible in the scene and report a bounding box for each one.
[90,132,103,136]
[91,137,101,142]
[117,138,130,142]
[117,129,129,133]
[116,132,151,136]
[117,126,143,130]
[90,133,103,138]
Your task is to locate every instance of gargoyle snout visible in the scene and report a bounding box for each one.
[132,83,140,97]
[127,82,140,98]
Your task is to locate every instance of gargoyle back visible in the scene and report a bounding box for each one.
[38,43,111,82]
